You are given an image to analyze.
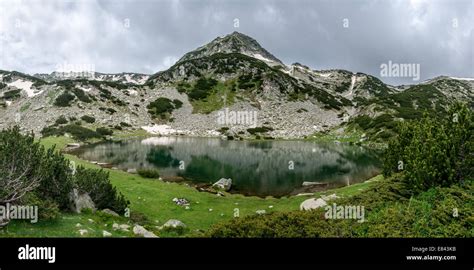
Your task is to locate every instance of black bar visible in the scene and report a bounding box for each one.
[0,238,471,266]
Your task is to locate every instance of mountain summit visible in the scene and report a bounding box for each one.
[1,32,472,141]
[176,31,283,66]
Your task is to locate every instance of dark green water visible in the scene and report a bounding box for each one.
[70,137,381,197]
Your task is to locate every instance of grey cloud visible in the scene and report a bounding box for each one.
[0,0,472,84]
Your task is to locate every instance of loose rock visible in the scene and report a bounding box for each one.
[133,225,158,238]
[300,198,327,211]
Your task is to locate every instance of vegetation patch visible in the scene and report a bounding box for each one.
[54,91,76,107]
[2,89,22,100]
[81,115,96,123]
[147,97,183,120]
[137,168,161,179]
[247,126,274,135]
[71,88,92,103]
[41,124,104,141]
[96,127,113,136]
[207,103,473,237]
[55,116,69,125]
[0,127,129,228]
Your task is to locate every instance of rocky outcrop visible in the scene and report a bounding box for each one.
[212,178,232,191]
[133,225,158,238]
[300,198,327,211]
[161,219,186,229]
[69,188,96,213]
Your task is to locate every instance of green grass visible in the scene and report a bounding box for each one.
[191,81,236,114]
[2,211,134,238]
[4,136,381,237]
[308,129,364,143]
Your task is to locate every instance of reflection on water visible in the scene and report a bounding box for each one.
[70,137,381,197]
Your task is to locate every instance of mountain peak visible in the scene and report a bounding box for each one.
[176,32,283,65]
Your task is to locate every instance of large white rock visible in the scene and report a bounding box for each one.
[162,219,186,229]
[300,198,327,211]
[212,178,232,191]
[133,225,158,238]
[69,189,96,213]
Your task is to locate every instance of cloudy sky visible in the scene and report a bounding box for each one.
[0,0,472,85]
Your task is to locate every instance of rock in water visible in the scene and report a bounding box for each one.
[300,198,327,211]
[69,188,96,213]
[162,219,186,229]
[133,225,158,238]
[212,178,232,191]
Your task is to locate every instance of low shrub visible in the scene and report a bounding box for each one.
[137,168,160,179]
[55,116,69,125]
[247,126,274,135]
[96,127,113,136]
[54,91,75,107]
[147,97,182,119]
[41,124,102,141]
[74,166,129,215]
[81,115,96,123]
[2,89,21,99]
[62,125,101,141]
[72,88,92,103]
[383,103,473,192]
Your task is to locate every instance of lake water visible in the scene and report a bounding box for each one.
[70,137,381,197]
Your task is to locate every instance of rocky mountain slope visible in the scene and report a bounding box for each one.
[0,32,472,140]
[34,72,150,85]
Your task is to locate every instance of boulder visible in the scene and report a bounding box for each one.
[162,219,186,229]
[69,188,96,213]
[119,224,130,231]
[102,230,112,237]
[66,143,81,149]
[212,178,232,191]
[302,181,328,187]
[321,193,339,201]
[101,209,120,217]
[133,225,158,238]
[256,210,266,215]
[127,168,137,174]
[300,198,327,211]
[78,229,88,236]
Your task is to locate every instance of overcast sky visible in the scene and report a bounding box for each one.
[0,0,472,85]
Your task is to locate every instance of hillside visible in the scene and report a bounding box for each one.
[0,32,472,141]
